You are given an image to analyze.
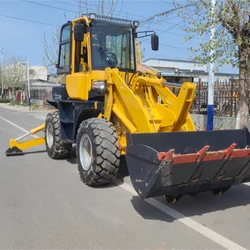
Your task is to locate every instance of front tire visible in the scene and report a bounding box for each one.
[76,118,120,186]
[45,111,72,159]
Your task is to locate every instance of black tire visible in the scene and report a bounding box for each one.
[212,186,230,195]
[164,195,183,203]
[76,118,120,186]
[45,111,72,159]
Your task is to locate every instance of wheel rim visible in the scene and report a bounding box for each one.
[79,134,93,171]
[46,122,54,148]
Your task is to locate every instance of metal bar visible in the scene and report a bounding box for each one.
[1,47,4,99]
[207,0,215,130]
[15,132,31,141]
[163,82,182,88]
[230,77,234,117]
[198,78,201,114]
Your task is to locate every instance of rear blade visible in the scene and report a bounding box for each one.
[125,129,250,199]
[5,146,24,156]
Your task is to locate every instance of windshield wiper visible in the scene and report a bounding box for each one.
[98,47,115,68]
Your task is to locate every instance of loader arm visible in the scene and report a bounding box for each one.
[104,68,196,134]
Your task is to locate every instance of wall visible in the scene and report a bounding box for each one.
[30,86,53,105]
[191,114,250,130]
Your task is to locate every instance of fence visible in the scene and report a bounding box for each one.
[30,86,53,105]
[169,78,239,117]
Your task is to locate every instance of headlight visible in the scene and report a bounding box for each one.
[89,13,96,21]
[92,80,107,93]
[133,21,139,28]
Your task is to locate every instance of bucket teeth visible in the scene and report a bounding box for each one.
[5,146,24,157]
[157,143,250,165]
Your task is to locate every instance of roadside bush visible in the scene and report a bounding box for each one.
[0,98,12,103]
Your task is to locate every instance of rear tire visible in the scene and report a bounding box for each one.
[45,111,72,159]
[164,195,183,203]
[76,118,120,186]
[212,186,230,195]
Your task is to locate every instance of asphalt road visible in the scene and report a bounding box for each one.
[1,105,250,249]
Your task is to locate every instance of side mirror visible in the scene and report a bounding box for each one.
[151,34,159,51]
[74,22,87,42]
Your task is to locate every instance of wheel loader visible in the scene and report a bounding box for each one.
[6,13,250,203]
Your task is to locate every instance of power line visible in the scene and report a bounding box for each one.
[156,0,175,5]
[0,14,58,27]
[144,40,185,50]
[141,4,193,24]
[22,0,78,14]
[53,0,144,19]
[158,20,185,35]
[140,19,186,44]
[52,0,81,8]
[23,0,184,33]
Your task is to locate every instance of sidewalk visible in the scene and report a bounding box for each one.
[0,103,55,121]
[0,103,55,112]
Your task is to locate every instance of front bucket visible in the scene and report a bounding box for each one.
[125,129,250,199]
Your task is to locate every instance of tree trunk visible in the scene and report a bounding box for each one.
[236,45,250,129]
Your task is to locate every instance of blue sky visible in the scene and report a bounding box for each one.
[0,0,238,74]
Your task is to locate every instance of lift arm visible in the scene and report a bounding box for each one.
[105,68,196,134]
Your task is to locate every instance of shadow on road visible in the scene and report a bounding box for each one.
[131,196,175,222]
[130,184,250,222]
[5,149,47,157]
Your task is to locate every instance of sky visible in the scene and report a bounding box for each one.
[0,0,238,75]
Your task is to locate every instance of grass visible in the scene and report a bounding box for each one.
[9,101,29,107]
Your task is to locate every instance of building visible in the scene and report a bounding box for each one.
[29,66,47,81]
[143,58,238,84]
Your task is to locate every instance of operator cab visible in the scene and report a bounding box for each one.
[90,16,136,72]
[56,14,159,75]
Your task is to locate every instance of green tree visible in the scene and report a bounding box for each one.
[175,0,250,129]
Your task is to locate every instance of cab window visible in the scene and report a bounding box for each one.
[57,23,71,74]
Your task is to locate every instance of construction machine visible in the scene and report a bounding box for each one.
[6,13,250,203]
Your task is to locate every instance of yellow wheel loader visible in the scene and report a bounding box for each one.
[6,14,250,202]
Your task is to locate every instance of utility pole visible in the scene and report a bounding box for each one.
[18,60,31,108]
[0,47,4,99]
[207,0,215,130]
[27,59,30,108]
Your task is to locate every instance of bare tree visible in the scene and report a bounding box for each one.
[4,56,27,88]
[4,56,29,103]
[42,0,123,74]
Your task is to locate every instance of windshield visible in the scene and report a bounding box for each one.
[90,21,136,72]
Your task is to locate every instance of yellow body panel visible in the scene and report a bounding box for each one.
[66,71,106,100]
[9,138,45,151]
[66,73,91,100]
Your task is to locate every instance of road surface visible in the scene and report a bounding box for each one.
[0,105,250,249]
